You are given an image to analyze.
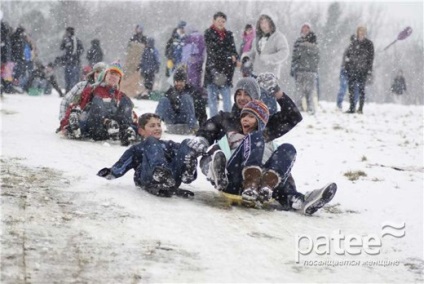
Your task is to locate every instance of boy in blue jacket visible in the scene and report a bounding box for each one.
[97,113,206,197]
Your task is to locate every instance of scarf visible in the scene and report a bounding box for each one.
[211,25,226,41]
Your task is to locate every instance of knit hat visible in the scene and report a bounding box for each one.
[92,62,107,73]
[234,77,260,101]
[240,100,269,131]
[106,61,124,78]
[173,68,187,81]
[301,22,312,30]
[257,72,281,95]
[87,62,107,79]
[136,23,144,33]
[82,65,92,76]
[178,21,187,29]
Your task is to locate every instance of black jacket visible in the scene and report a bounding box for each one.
[60,35,84,66]
[86,40,104,66]
[345,38,374,77]
[196,94,302,146]
[203,27,238,87]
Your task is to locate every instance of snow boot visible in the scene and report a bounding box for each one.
[301,183,337,215]
[67,109,81,138]
[119,126,136,146]
[257,170,281,203]
[105,119,120,140]
[152,166,176,188]
[207,150,228,191]
[181,152,198,184]
[241,166,262,202]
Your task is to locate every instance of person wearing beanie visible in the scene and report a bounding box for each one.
[189,77,317,208]
[189,86,336,215]
[58,61,107,122]
[344,25,374,114]
[155,68,200,134]
[60,26,84,93]
[290,21,320,115]
[60,61,137,147]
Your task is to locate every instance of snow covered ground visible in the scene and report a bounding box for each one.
[1,92,423,283]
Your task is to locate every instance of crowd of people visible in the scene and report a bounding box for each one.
[4,9,399,215]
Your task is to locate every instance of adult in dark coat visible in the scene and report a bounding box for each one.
[204,11,238,116]
[10,26,28,84]
[345,26,374,114]
[60,27,84,93]
[86,39,104,67]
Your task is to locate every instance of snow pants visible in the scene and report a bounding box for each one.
[80,96,133,140]
[135,137,195,188]
[347,72,367,112]
[224,131,297,196]
[155,94,198,129]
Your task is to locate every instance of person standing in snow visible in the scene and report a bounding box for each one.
[345,26,374,114]
[181,24,206,89]
[390,69,407,104]
[60,62,136,146]
[336,35,359,110]
[165,21,187,77]
[290,22,320,115]
[138,37,160,99]
[60,27,84,93]
[241,13,289,79]
[86,39,104,67]
[97,113,206,197]
[204,11,238,116]
[239,24,256,55]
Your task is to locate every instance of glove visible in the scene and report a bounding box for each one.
[97,168,115,180]
[186,137,209,156]
[366,71,374,85]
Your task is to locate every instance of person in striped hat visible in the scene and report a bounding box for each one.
[60,61,137,146]
[189,90,337,215]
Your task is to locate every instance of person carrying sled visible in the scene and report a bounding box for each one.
[188,75,337,214]
[60,62,137,146]
[97,113,206,197]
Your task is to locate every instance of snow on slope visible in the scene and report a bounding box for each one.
[1,93,423,283]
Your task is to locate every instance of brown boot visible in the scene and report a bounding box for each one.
[258,170,281,202]
[241,166,262,201]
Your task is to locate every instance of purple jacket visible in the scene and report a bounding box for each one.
[181,30,206,88]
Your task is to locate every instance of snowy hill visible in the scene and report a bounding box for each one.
[1,93,423,283]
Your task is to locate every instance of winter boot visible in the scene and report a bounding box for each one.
[105,119,120,140]
[152,166,176,188]
[257,170,281,203]
[241,166,262,201]
[67,109,81,138]
[206,150,228,191]
[301,183,337,215]
[181,152,198,184]
[119,126,136,146]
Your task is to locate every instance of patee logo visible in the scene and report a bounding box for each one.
[295,222,406,263]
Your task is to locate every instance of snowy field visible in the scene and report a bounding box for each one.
[1,92,423,283]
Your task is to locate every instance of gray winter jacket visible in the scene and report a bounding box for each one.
[291,40,320,74]
[243,30,289,78]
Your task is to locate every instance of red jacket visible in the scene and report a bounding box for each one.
[60,84,130,130]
